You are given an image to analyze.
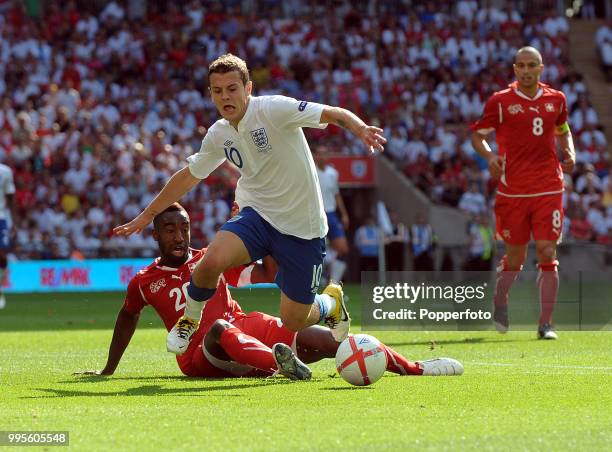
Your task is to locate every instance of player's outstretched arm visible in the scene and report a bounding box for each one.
[114,166,200,236]
[320,107,386,153]
[556,130,576,173]
[471,131,504,179]
[74,307,140,376]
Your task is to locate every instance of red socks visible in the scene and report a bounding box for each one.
[537,260,559,325]
[218,327,277,373]
[493,255,521,308]
[382,344,423,375]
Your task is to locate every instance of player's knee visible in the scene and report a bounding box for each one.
[207,319,233,343]
[536,244,556,263]
[503,249,527,271]
[504,256,524,271]
[196,252,228,278]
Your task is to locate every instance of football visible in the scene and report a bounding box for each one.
[335,334,387,386]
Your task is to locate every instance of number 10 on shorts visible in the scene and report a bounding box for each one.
[311,264,322,292]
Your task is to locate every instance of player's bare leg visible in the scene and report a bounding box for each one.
[535,240,559,340]
[281,282,350,341]
[279,294,321,332]
[492,243,527,333]
[295,325,339,363]
[167,231,251,354]
[295,326,462,376]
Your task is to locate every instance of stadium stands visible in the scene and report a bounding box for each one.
[0,0,609,260]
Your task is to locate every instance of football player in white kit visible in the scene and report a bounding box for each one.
[313,146,350,284]
[0,161,16,309]
[115,54,386,354]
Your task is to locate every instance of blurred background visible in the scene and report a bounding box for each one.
[0,0,610,292]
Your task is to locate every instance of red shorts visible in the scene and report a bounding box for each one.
[180,312,297,378]
[494,193,563,245]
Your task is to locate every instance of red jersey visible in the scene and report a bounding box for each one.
[471,82,568,197]
[122,248,254,374]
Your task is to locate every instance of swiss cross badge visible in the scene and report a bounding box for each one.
[508,104,524,115]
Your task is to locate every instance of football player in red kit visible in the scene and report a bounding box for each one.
[76,203,463,379]
[471,46,576,339]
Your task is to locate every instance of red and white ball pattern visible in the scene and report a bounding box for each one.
[335,334,387,386]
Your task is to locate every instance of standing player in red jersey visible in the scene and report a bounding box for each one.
[471,47,576,339]
[76,203,464,378]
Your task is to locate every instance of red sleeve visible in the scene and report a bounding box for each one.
[555,92,568,126]
[122,276,146,315]
[470,95,501,133]
[223,264,254,287]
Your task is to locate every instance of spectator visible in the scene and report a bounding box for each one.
[0,1,604,263]
[409,212,436,272]
[458,183,487,215]
[569,207,594,241]
[385,210,409,271]
[354,216,379,272]
[463,213,495,271]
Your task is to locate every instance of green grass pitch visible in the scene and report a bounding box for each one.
[1,286,611,451]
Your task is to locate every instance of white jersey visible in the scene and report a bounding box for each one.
[0,164,15,220]
[188,95,328,239]
[317,165,339,213]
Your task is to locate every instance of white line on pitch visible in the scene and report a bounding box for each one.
[468,362,612,371]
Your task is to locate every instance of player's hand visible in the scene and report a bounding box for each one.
[358,125,386,153]
[113,211,154,236]
[73,369,113,376]
[487,155,504,179]
[561,149,575,173]
[230,201,240,218]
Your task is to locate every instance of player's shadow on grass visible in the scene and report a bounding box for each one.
[64,375,321,384]
[24,380,294,399]
[59,375,194,383]
[320,386,376,391]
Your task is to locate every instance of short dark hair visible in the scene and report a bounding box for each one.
[208,53,250,85]
[153,203,189,230]
[514,46,542,64]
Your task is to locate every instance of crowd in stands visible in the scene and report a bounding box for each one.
[596,20,612,81]
[0,0,610,261]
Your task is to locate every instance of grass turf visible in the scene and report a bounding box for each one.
[1,287,611,451]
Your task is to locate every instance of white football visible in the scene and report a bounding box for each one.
[335,334,387,386]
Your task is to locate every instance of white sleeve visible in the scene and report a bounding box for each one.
[263,95,327,130]
[186,130,226,179]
